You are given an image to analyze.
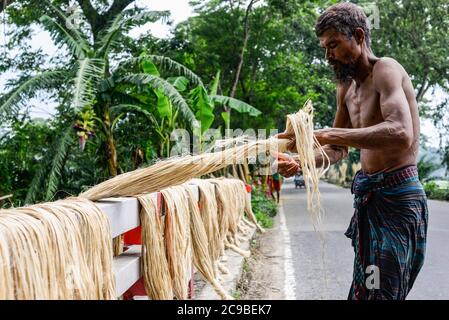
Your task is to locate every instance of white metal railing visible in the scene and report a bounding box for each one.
[95,185,200,298]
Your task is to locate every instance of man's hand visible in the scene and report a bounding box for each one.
[274,132,297,153]
[273,152,301,178]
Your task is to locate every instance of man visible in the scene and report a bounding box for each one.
[275,3,428,300]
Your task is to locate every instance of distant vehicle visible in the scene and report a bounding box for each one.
[294,174,305,189]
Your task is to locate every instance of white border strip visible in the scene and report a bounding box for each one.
[279,204,297,300]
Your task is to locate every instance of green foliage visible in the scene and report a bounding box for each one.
[250,186,278,229]
[423,181,449,201]
[423,181,438,196]
[211,95,262,117]
[2,0,449,206]
[0,119,54,204]
[0,71,68,118]
[189,86,215,135]
[417,155,439,182]
[254,210,274,229]
[360,0,449,103]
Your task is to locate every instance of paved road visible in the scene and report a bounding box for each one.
[280,178,449,300]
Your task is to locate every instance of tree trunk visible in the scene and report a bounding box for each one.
[102,107,118,177]
[229,0,257,99]
[226,0,258,131]
[0,0,15,13]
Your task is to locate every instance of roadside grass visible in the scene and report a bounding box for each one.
[250,185,278,228]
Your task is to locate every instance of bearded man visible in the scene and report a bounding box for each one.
[275,2,428,300]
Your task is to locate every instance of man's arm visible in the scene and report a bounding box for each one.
[291,144,347,169]
[315,59,413,150]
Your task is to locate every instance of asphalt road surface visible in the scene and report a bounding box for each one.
[280,178,449,300]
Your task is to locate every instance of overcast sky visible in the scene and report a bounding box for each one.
[0,0,195,118]
[0,0,445,148]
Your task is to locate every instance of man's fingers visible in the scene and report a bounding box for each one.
[276,159,299,178]
[286,163,298,175]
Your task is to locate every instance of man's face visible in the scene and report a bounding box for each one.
[319,28,361,83]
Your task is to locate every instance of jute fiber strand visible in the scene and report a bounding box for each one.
[285,100,330,230]
[0,101,328,300]
[189,179,222,278]
[138,194,173,300]
[211,179,250,258]
[79,139,288,201]
[0,230,13,299]
[182,183,233,300]
[80,101,328,230]
[242,185,264,233]
[160,186,193,300]
[209,180,231,261]
[0,197,115,299]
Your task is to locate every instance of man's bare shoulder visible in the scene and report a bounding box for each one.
[372,57,408,90]
[373,57,407,79]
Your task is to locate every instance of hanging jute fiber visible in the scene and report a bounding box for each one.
[80,101,328,230]
[189,179,222,278]
[182,183,233,300]
[211,178,251,257]
[160,186,193,300]
[0,101,328,299]
[0,197,115,300]
[284,100,330,230]
[138,194,174,300]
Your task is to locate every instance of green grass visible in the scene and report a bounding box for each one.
[250,186,278,228]
[232,289,242,300]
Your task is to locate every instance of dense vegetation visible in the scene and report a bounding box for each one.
[1,0,448,207]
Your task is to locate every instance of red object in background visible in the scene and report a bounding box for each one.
[245,184,252,193]
[123,226,142,245]
[122,278,146,300]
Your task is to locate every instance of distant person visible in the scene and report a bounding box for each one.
[270,172,282,203]
[275,3,428,300]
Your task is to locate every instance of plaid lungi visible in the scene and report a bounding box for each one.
[345,165,428,300]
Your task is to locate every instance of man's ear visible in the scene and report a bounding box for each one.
[354,27,365,46]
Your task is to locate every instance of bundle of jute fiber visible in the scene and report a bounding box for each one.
[79,101,328,231]
[241,184,265,233]
[79,137,288,202]
[208,179,229,262]
[208,179,231,271]
[182,183,234,300]
[230,180,255,239]
[225,179,249,245]
[211,179,242,246]
[0,197,115,299]
[160,186,193,300]
[284,100,330,230]
[210,178,250,258]
[0,230,13,299]
[188,179,222,278]
[138,194,173,300]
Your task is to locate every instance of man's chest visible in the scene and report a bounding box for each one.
[345,79,382,128]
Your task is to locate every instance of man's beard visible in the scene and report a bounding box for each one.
[329,60,357,84]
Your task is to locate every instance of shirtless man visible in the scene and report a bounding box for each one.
[275,3,428,300]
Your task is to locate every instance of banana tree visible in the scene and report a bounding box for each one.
[209,71,262,133]
[0,4,198,203]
